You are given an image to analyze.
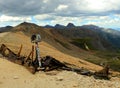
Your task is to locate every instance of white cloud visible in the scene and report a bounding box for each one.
[55,4,68,11]
[34,14,52,20]
[47,16,83,26]
[43,0,49,3]
[1,0,120,28]
[84,14,120,28]
[0,15,31,22]
[1,0,120,16]
[0,15,32,26]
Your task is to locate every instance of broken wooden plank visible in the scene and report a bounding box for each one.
[17,44,23,57]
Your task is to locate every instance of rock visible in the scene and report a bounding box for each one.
[13,76,19,79]
[56,76,64,81]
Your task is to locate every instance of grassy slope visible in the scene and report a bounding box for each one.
[0,22,119,72]
[0,30,103,71]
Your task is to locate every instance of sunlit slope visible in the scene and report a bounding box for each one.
[0,30,102,71]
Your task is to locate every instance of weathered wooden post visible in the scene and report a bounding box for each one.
[17,44,23,57]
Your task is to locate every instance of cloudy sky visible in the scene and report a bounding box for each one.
[0,0,120,28]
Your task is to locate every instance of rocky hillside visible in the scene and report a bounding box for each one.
[55,25,113,51]
[1,22,120,72]
[0,22,104,71]
[0,22,120,88]
[80,25,120,49]
[45,23,120,51]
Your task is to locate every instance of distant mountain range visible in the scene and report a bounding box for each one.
[44,23,76,29]
[44,23,120,50]
[1,22,120,51]
[0,26,13,32]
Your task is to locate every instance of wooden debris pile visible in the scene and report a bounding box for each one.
[94,64,110,79]
[0,44,72,74]
[0,44,110,79]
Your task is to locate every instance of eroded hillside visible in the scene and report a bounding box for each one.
[0,22,104,71]
[0,22,120,88]
[1,22,120,72]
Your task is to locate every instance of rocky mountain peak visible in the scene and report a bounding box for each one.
[66,23,75,28]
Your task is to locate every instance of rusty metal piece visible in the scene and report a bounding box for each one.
[31,45,34,62]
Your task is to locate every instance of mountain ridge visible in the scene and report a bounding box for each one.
[1,22,120,50]
[0,26,13,32]
[1,22,120,72]
[45,23,120,50]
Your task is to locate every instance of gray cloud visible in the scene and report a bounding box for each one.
[0,0,44,16]
[1,0,120,28]
[0,0,65,16]
[0,0,120,17]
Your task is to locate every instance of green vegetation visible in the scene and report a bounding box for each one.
[70,38,95,50]
[54,39,71,50]
[96,51,120,71]
[85,51,120,72]
[109,60,120,71]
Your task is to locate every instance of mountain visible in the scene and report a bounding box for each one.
[101,29,120,49]
[45,23,75,29]
[0,22,104,71]
[2,22,120,51]
[1,24,120,88]
[0,26,13,32]
[80,25,120,49]
[54,24,65,29]
[2,22,118,51]
[55,25,113,51]
[44,25,54,28]
[52,23,120,50]
[1,22,120,72]
[66,23,75,28]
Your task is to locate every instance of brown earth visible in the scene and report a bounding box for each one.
[0,58,120,88]
[0,32,102,71]
[0,29,120,88]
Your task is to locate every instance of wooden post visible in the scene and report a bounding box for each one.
[17,44,23,57]
[1,44,7,56]
[26,45,34,62]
